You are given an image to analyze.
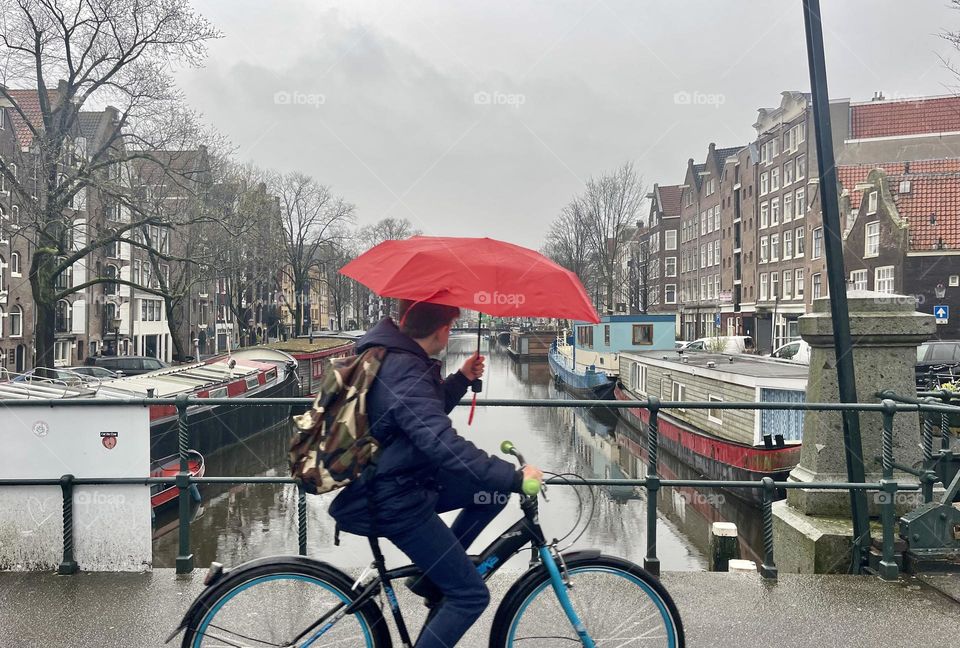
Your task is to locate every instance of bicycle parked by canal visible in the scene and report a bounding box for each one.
[169,442,685,647]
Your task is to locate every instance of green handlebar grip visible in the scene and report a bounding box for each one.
[521,478,541,497]
[500,440,515,455]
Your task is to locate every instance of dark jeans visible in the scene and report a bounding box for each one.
[387,471,509,648]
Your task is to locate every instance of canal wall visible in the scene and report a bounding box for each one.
[0,405,152,571]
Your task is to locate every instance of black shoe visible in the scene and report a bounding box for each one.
[405,575,444,608]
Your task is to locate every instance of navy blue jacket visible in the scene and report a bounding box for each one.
[328,317,520,537]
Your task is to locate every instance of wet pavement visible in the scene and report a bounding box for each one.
[0,568,957,647]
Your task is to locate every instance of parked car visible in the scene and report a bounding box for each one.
[915,340,960,389]
[87,356,169,376]
[681,335,755,354]
[12,367,89,385]
[66,365,120,380]
[770,340,811,364]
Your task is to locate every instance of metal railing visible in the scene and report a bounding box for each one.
[2,393,957,581]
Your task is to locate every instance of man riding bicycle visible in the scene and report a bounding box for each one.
[329,299,543,648]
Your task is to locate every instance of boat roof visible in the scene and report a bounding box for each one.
[261,337,355,354]
[97,356,274,398]
[621,350,808,386]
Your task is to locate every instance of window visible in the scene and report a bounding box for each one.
[771,272,779,299]
[672,381,686,406]
[783,193,793,222]
[0,255,5,294]
[795,227,805,256]
[700,211,707,235]
[141,299,163,322]
[951,275,960,287]
[796,154,806,180]
[10,251,20,276]
[604,325,610,346]
[784,230,793,259]
[9,305,22,337]
[708,394,723,423]
[706,242,714,267]
[784,161,794,186]
[665,257,677,277]
[700,244,707,269]
[812,227,823,259]
[813,273,822,299]
[631,363,647,393]
[760,202,769,229]
[665,230,677,250]
[55,299,72,333]
[875,266,895,293]
[760,273,769,301]
[11,205,19,226]
[783,270,793,299]
[771,233,780,261]
[795,188,805,218]
[760,236,769,263]
[105,264,119,295]
[632,324,654,345]
[771,197,780,225]
[760,172,769,195]
[665,284,676,304]
[795,269,805,298]
[771,168,780,192]
[577,325,594,348]
[865,221,880,257]
[713,240,720,266]
[850,269,868,291]
[867,190,878,215]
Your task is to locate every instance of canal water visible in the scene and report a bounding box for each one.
[154,333,764,571]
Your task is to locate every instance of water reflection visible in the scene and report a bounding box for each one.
[157,334,749,572]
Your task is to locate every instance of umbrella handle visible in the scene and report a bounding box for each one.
[468,391,477,426]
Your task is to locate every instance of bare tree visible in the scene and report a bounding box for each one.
[0,0,219,367]
[543,201,594,290]
[578,163,646,314]
[273,171,354,336]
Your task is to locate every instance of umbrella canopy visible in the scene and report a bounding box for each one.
[340,235,600,323]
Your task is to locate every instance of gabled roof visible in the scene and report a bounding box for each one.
[837,158,960,251]
[713,146,742,167]
[4,88,57,149]
[656,185,683,217]
[78,112,102,139]
[849,95,960,140]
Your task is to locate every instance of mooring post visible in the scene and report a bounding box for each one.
[709,522,740,572]
[878,400,900,581]
[175,394,194,574]
[58,474,78,575]
[297,485,308,556]
[644,396,661,577]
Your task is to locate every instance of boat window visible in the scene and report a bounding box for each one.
[576,325,594,348]
[208,387,227,399]
[671,381,685,408]
[759,388,805,443]
[246,375,260,389]
[631,363,646,394]
[708,394,723,423]
[604,325,610,347]
[632,324,654,345]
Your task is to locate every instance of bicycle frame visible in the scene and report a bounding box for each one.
[293,493,598,648]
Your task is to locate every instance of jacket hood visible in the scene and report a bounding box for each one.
[357,317,428,358]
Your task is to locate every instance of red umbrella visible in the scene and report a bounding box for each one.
[340,236,599,323]
[341,235,600,422]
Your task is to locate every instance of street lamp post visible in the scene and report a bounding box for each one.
[111,318,122,356]
[935,283,947,339]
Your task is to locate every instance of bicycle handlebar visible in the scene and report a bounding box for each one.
[501,440,542,496]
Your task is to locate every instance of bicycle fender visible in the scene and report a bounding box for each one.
[165,555,344,643]
[500,548,602,599]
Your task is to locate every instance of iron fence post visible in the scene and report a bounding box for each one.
[760,477,778,579]
[645,397,661,577]
[878,400,899,580]
[297,484,308,556]
[175,394,194,574]
[920,398,935,503]
[58,474,78,575]
[940,390,952,452]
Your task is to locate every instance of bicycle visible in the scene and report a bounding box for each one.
[169,441,685,647]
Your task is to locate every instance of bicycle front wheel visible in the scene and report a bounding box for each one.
[182,561,391,648]
[490,554,684,648]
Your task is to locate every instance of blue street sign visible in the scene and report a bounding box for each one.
[935,305,949,324]
[714,314,721,327]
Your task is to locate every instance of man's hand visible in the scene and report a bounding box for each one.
[459,352,485,382]
[522,464,544,483]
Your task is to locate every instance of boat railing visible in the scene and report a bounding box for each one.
[0,392,956,581]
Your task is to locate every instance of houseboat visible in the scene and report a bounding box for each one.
[549,314,676,399]
[615,350,807,501]
[0,348,301,461]
[507,329,555,360]
[262,336,358,397]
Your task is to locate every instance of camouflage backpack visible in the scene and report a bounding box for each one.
[289,346,386,495]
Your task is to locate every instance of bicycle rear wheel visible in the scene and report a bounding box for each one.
[489,554,684,648]
[182,561,391,647]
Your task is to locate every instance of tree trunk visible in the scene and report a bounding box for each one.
[165,297,186,361]
[31,251,57,371]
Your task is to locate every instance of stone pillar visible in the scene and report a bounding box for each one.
[773,291,934,573]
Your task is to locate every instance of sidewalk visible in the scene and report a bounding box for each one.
[0,569,958,646]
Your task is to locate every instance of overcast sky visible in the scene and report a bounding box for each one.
[177,0,960,249]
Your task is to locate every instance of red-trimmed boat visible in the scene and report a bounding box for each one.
[150,450,205,510]
[616,350,807,502]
